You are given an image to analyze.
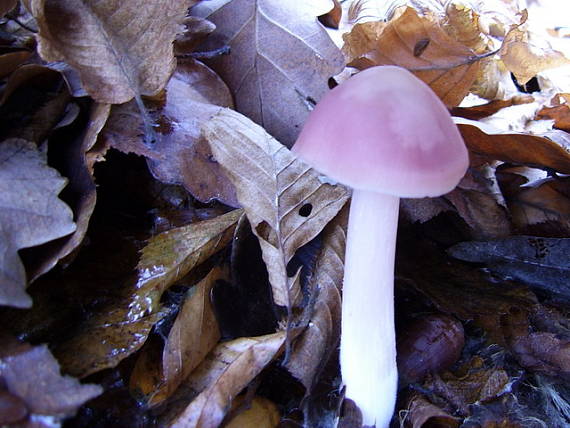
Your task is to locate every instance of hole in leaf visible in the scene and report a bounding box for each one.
[299,204,313,217]
[413,38,430,57]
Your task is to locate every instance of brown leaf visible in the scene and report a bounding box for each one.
[0,51,32,79]
[318,0,342,29]
[404,393,459,428]
[27,103,111,282]
[0,343,102,426]
[29,0,188,104]
[451,96,534,121]
[161,332,286,428]
[192,0,345,147]
[132,266,227,406]
[500,12,570,85]
[342,7,482,106]
[225,396,280,428]
[203,109,349,308]
[55,210,242,378]
[457,119,570,174]
[286,208,346,390]
[536,93,570,132]
[0,0,17,16]
[0,139,75,308]
[103,59,238,207]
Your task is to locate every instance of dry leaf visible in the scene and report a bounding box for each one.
[457,118,570,174]
[192,0,345,147]
[404,393,459,428]
[318,0,342,29]
[55,210,242,378]
[0,0,17,16]
[0,139,75,308]
[103,59,238,207]
[161,332,286,428]
[452,96,534,120]
[29,0,188,104]
[203,109,349,308]
[500,13,570,85]
[132,266,227,406]
[0,51,32,79]
[286,208,346,390]
[536,93,570,131]
[0,343,102,426]
[342,7,483,106]
[225,396,281,428]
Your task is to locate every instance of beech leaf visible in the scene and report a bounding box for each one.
[0,139,75,308]
[203,109,349,308]
[192,0,345,147]
[29,0,188,104]
[55,210,242,378]
[161,332,286,428]
[342,7,483,106]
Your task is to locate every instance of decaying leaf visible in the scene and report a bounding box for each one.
[457,118,570,174]
[286,208,346,390]
[0,139,75,308]
[161,332,286,428]
[500,12,570,85]
[225,395,281,428]
[0,0,17,17]
[203,109,349,308]
[0,342,102,426]
[448,236,570,298]
[131,266,227,406]
[404,393,459,428]
[192,0,345,147]
[55,210,242,378]
[342,7,483,106]
[103,59,238,207]
[29,0,188,104]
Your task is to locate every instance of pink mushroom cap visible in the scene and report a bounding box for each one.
[293,66,469,197]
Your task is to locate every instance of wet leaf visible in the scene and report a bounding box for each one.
[132,266,227,406]
[456,118,570,174]
[29,0,188,104]
[0,342,102,426]
[203,108,349,308]
[342,7,483,106]
[161,332,286,428]
[0,139,75,308]
[56,210,242,378]
[192,0,345,147]
[448,236,570,298]
[286,208,346,390]
[103,59,238,207]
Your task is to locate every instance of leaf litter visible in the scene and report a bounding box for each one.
[1,0,570,427]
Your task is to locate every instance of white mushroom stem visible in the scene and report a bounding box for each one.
[341,189,399,428]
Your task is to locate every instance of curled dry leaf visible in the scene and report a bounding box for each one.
[404,393,459,428]
[286,208,346,390]
[28,103,111,282]
[203,109,349,308]
[536,93,570,132]
[103,59,238,207]
[131,266,227,407]
[448,236,570,298]
[55,210,242,378]
[451,95,534,121]
[29,0,188,104]
[192,0,345,147]
[161,332,286,428]
[500,12,570,85]
[0,139,75,308]
[342,7,483,106]
[456,118,570,174]
[0,343,102,426]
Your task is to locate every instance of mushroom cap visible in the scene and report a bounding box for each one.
[293,66,469,197]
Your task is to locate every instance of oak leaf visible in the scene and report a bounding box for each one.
[203,109,349,308]
[192,0,345,147]
[28,0,188,104]
[0,139,75,308]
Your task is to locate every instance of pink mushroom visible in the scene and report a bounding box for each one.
[293,66,468,427]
